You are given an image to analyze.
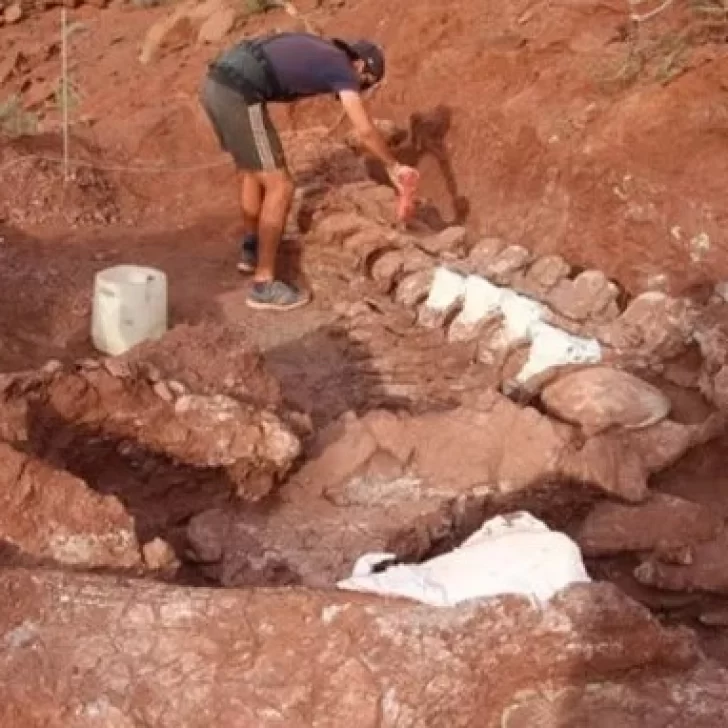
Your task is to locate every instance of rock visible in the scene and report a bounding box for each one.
[142,537,178,570]
[541,367,671,435]
[447,274,508,344]
[103,357,131,378]
[625,415,723,473]
[186,508,228,563]
[485,245,532,285]
[152,380,175,402]
[196,6,236,43]
[598,292,696,361]
[416,267,465,328]
[41,359,63,375]
[79,358,101,371]
[341,227,393,266]
[523,254,571,292]
[168,380,187,396]
[699,609,728,627]
[416,226,467,257]
[547,426,652,503]
[185,495,440,586]
[662,348,703,389]
[314,212,373,247]
[695,304,728,375]
[4,3,22,23]
[173,394,301,473]
[635,529,728,594]
[399,247,433,274]
[465,236,506,275]
[394,269,433,309]
[710,365,728,410]
[501,664,728,728]
[402,397,653,503]
[284,410,314,438]
[448,310,500,344]
[295,414,380,496]
[0,569,700,727]
[18,369,298,501]
[0,442,140,569]
[575,494,722,557]
[547,270,618,322]
[714,281,728,303]
[339,181,398,224]
[369,250,404,293]
[476,325,517,373]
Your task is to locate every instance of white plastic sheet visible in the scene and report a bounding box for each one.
[337,512,591,607]
[421,266,603,381]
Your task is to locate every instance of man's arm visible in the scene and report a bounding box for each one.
[338,90,399,175]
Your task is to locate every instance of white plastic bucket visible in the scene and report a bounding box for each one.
[91,265,168,356]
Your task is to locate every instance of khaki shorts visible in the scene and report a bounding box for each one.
[199,76,286,172]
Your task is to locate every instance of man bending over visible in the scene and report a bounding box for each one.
[200,31,418,312]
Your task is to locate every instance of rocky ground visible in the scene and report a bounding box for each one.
[3,0,728,725]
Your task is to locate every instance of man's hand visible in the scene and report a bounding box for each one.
[387,162,419,193]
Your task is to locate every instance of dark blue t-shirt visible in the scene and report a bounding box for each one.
[262,33,360,99]
[214,33,360,102]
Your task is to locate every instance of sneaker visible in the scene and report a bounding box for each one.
[246,280,311,311]
[237,238,257,274]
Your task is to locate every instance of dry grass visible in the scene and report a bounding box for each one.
[596,0,728,92]
[0,96,39,138]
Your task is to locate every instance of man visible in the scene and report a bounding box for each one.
[200,31,418,312]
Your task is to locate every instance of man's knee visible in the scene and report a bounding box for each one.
[257,169,295,201]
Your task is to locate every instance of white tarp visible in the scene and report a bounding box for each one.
[337,512,591,607]
[422,267,603,382]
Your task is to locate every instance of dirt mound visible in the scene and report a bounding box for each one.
[121,321,283,409]
[0,135,121,227]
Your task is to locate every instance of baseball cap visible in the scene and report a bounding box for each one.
[349,40,385,83]
[334,38,386,86]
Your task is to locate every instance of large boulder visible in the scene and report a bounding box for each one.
[541,367,671,435]
[574,493,722,557]
[597,292,696,362]
[295,396,715,507]
[3,366,299,501]
[0,569,700,727]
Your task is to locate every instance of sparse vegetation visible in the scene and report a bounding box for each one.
[597,0,728,92]
[244,0,273,13]
[53,74,81,114]
[0,95,39,138]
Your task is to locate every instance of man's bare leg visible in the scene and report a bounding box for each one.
[253,168,294,282]
[241,171,262,237]
[246,168,310,311]
[238,171,263,273]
